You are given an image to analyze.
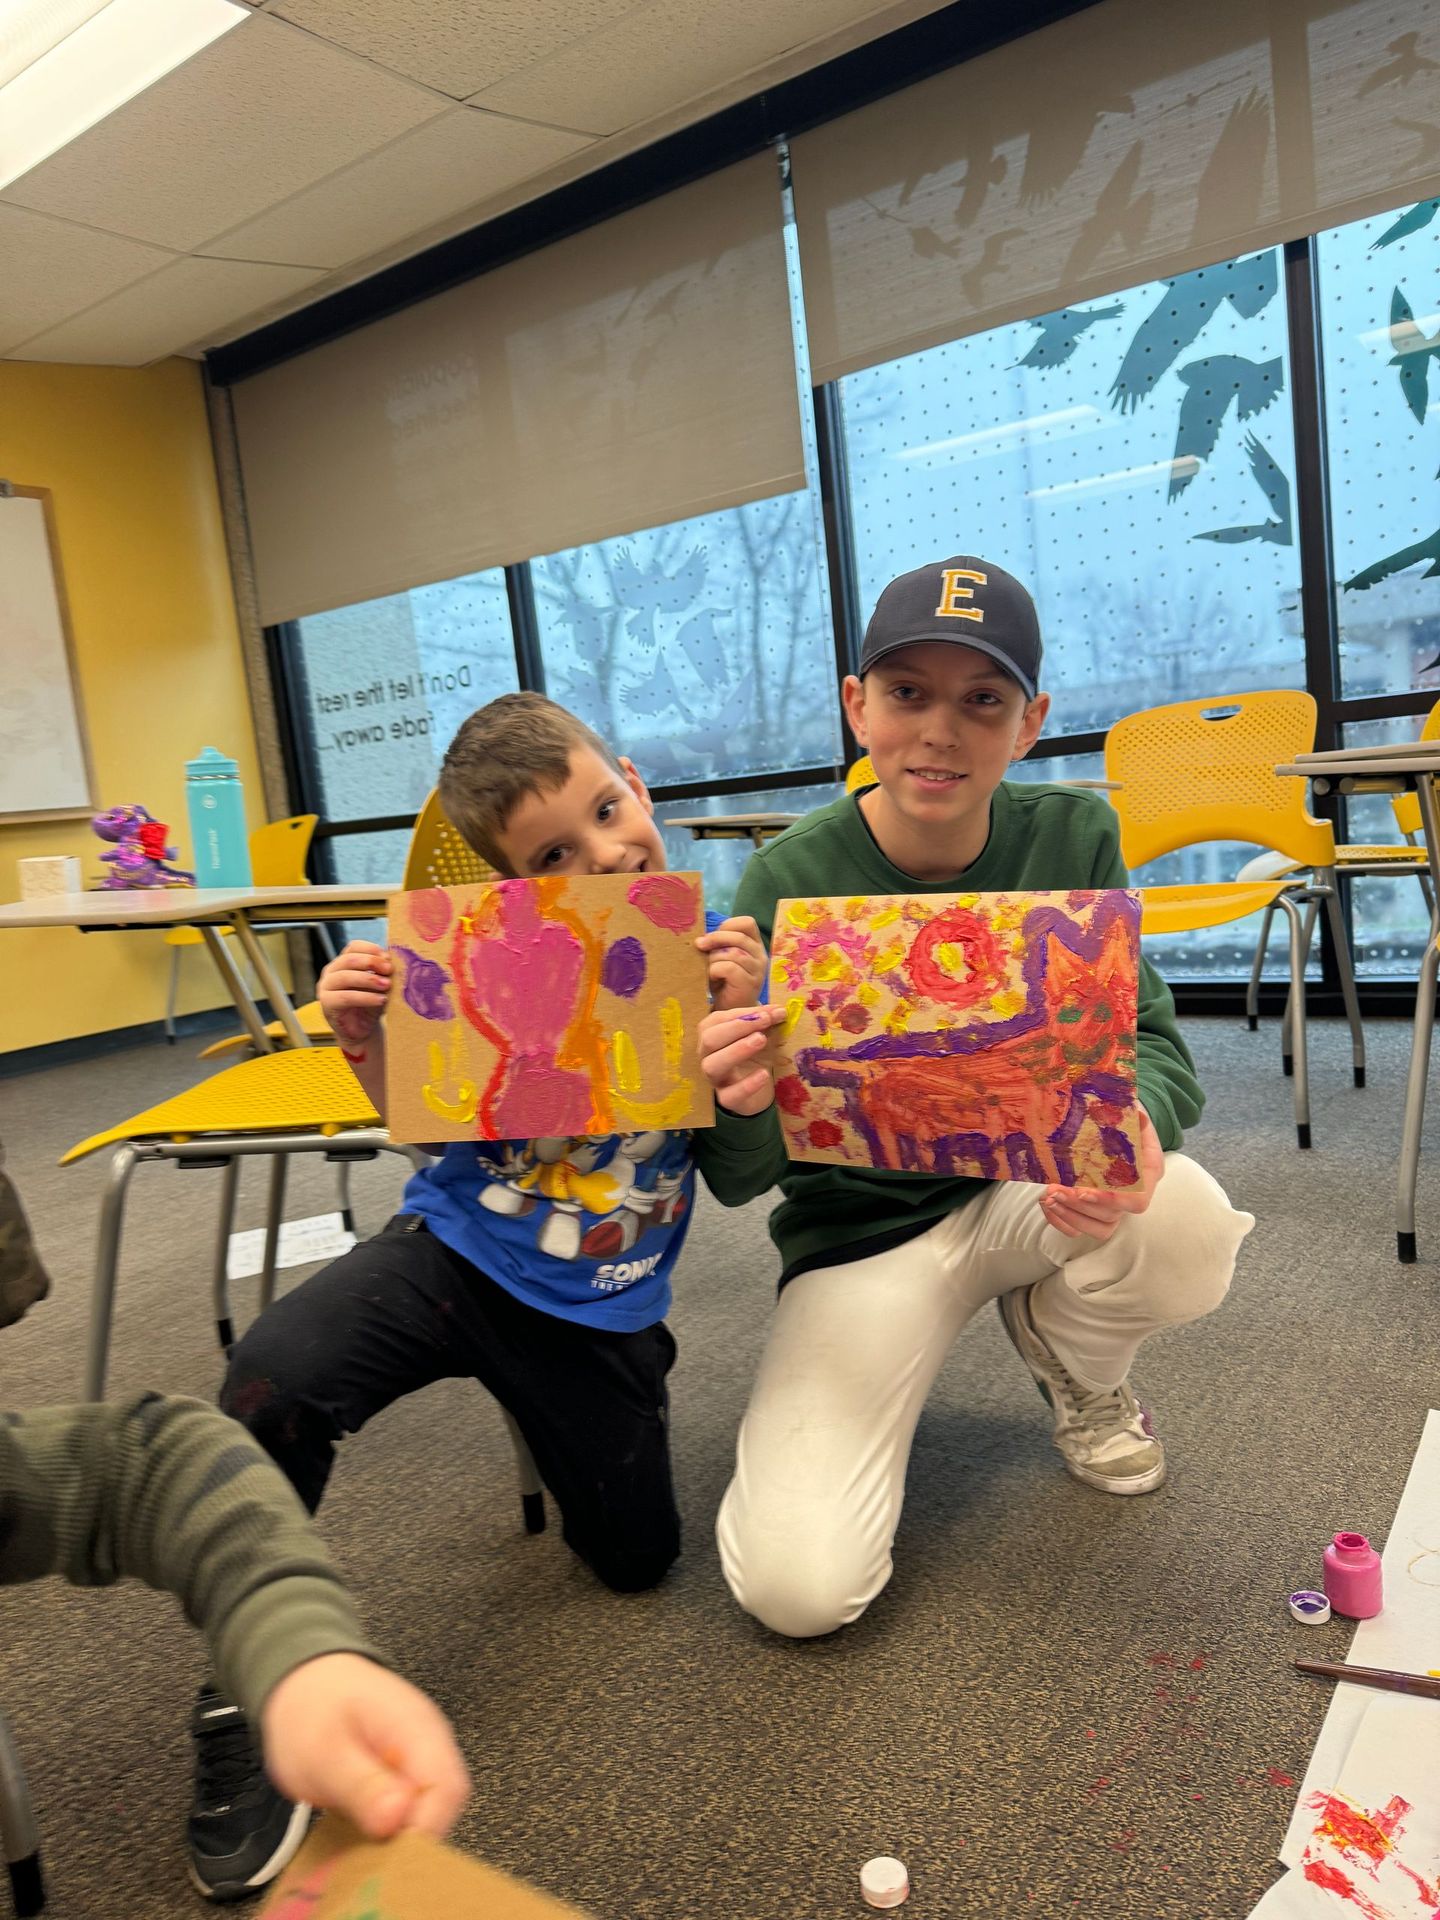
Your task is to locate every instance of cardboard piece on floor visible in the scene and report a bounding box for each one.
[1281,1407,1440,1868]
[384,874,714,1146]
[769,888,1142,1187]
[260,1818,597,1919]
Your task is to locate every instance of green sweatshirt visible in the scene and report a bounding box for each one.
[705,782,1205,1282]
[0,1392,382,1721]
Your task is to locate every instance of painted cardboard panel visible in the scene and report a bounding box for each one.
[384,873,715,1145]
[261,1818,595,1919]
[769,888,1143,1187]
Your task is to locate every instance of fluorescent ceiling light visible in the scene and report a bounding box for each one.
[0,0,112,90]
[0,0,245,192]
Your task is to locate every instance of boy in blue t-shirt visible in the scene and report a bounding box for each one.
[193,692,775,1901]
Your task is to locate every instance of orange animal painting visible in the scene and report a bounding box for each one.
[769,888,1142,1187]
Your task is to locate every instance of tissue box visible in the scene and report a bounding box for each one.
[18,856,82,899]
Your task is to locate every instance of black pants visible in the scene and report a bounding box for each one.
[219,1214,680,1592]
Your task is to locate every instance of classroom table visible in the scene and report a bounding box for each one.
[0,882,400,1053]
[667,781,1122,849]
[1275,745,1440,1262]
[665,812,799,847]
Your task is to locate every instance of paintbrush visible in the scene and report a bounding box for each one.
[1295,1659,1440,1702]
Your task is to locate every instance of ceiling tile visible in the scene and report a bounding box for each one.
[0,13,448,252]
[0,205,174,355]
[270,0,648,99]
[469,0,921,134]
[7,255,326,365]
[202,107,593,269]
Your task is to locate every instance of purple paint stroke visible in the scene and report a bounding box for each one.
[788,892,1140,1176]
[601,935,647,999]
[394,946,454,1020]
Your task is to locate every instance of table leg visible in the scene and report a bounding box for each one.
[229,913,310,1050]
[200,924,274,1053]
[1398,774,1440,1262]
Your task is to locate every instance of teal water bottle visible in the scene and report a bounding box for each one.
[185,747,252,886]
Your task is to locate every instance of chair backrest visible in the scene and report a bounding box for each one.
[249,814,317,886]
[845,754,875,793]
[1105,691,1335,870]
[1392,697,1440,838]
[403,789,496,889]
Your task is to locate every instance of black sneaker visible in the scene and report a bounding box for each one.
[187,1685,311,1902]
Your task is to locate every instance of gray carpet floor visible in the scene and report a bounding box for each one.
[0,1013,1436,1920]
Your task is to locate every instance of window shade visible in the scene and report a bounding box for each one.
[232,152,804,625]
[792,0,1440,385]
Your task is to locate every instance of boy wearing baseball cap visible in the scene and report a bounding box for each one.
[699,556,1253,1638]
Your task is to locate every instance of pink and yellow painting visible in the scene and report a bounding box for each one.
[384,873,714,1146]
[769,888,1142,1187]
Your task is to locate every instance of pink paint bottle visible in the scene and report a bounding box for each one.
[1323,1532,1383,1619]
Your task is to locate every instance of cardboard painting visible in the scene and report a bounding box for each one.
[385,873,715,1145]
[260,1818,595,1919]
[770,888,1143,1187]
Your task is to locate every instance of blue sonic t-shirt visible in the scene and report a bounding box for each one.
[402,910,742,1331]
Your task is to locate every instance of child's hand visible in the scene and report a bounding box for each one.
[699,1003,786,1116]
[1038,1109,1165,1242]
[319,941,392,1050]
[696,915,768,1012]
[261,1653,470,1842]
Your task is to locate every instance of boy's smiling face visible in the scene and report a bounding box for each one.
[494,746,668,879]
[842,642,1049,879]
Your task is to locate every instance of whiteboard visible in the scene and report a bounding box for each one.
[0,487,94,821]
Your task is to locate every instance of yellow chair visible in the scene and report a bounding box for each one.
[845,754,876,794]
[1105,691,1365,1149]
[1239,698,1439,1022]
[167,815,326,1042]
[62,798,546,1531]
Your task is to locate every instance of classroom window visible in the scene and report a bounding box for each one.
[837,250,1305,740]
[291,569,517,828]
[1317,200,1440,704]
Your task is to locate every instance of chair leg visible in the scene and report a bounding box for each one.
[1319,879,1366,1088]
[212,1158,241,1355]
[1245,902,1275,1030]
[86,1144,141,1401]
[335,1157,356,1238]
[164,945,180,1046]
[502,1411,546,1534]
[1278,895,1311,1148]
[1397,932,1440,1263]
[259,1156,288,1315]
[0,1711,43,1918]
[1281,897,1320,1079]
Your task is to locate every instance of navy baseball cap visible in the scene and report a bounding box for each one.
[858,556,1043,699]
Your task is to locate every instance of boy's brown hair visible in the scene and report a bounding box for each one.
[438,691,625,874]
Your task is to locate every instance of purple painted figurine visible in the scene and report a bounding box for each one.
[91,805,195,889]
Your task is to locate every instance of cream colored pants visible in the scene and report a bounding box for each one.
[716,1154,1253,1639]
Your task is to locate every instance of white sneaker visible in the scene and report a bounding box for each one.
[998,1285,1166,1495]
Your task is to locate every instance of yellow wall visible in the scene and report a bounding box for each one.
[1,359,269,1054]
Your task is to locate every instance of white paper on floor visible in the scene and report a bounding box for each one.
[1255,1692,1440,1916]
[1281,1407,1440,1870]
[227,1211,355,1280]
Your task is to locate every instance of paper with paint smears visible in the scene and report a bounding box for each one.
[769,888,1143,1188]
[260,1816,596,1919]
[384,873,715,1145]
[1250,1693,1440,1917]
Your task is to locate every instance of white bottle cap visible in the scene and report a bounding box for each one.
[1289,1589,1332,1624]
[860,1857,910,1908]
